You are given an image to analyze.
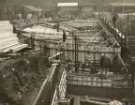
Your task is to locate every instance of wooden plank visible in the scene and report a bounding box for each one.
[32,79,48,105]
[86,100,108,105]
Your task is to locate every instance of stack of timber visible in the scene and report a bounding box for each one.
[0,21,28,53]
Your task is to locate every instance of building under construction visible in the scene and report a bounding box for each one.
[0,1,135,105]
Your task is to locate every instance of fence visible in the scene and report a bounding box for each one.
[67,73,132,88]
[51,70,67,105]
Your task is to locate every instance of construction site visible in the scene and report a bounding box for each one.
[0,0,135,105]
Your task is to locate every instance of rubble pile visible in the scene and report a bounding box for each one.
[0,53,50,105]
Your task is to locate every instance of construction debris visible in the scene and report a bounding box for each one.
[0,53,50,105]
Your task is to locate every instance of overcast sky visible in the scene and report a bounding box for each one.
[4,0,135,10]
